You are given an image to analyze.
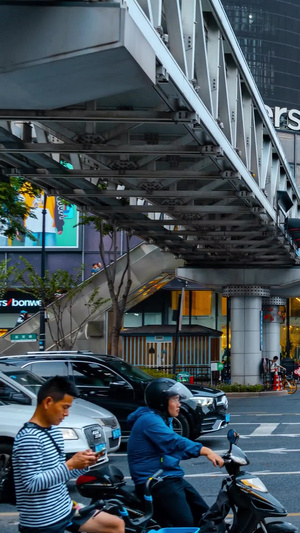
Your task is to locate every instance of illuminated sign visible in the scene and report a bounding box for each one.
[0,298,41,308]
[265,105,300,131]
[0,292,41,313]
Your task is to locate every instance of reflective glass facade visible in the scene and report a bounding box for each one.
[224,0,300,109]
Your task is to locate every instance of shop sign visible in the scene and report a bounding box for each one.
[0,291,41,313]
[266,105,300,131]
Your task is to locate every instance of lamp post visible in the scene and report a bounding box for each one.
[39,192,46,351]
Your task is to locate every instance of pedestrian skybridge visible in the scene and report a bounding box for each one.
[0,0,300,267]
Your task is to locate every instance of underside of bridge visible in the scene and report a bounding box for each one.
[0,0,300,268]
[1,0,300,383]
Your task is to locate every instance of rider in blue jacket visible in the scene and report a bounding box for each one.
[127,378,224,527]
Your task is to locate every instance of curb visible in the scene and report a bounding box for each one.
[227,390,288,398]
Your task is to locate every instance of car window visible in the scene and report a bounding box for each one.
[30,361,68,379]
[107,359,153,382]
[2,369,44,395]
[72,362,124,387]
[0,378,30,405]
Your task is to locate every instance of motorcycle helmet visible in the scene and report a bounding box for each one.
[144,378,192,414]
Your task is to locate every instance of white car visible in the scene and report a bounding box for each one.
[0,403,108,465]
[0,368,121,453]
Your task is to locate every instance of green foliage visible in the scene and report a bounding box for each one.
[0,259,18,299]
[216,383,264,393]
[0,177,40,240]
[139,367,174,379]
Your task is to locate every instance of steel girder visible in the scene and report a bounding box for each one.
[0,0,300,266]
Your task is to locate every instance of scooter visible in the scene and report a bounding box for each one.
[76,463,159,528]
[76,429,297,532]
[199,428,297,532]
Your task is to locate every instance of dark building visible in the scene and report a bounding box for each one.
[223,0,300,109]
[224,0,300,184]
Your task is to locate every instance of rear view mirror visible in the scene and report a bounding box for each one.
[227,429,239,445]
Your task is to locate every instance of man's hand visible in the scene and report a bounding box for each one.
[200,446,224,467]
[66,449,98,471]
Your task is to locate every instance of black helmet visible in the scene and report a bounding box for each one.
[144,378,192,413]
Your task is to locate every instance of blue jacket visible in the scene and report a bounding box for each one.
[127,407,203,485]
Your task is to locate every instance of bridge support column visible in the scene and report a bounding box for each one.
[262,297,286,362]
[223,286,270,384]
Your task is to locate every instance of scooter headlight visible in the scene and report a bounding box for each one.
[240,478,268,493]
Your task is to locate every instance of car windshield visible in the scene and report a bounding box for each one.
[1,369,44,395]
[107,360,153,382]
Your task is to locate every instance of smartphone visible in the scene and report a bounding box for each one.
[94,443,106,459]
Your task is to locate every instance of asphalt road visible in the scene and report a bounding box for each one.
[2,391,300,531]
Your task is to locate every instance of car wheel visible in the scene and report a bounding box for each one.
[0,442,13,459]
[173,413,190,438]
[0,442,13,491]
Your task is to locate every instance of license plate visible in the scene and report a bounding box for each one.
[225,414,230,422]
[95,443,106,453]
[112,428,121,439]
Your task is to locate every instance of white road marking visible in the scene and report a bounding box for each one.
[113,448,300,457]
[250,423,279,436]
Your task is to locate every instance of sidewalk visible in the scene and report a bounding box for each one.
[227,390,288,398]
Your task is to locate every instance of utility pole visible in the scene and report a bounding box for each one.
[39,192,46,351]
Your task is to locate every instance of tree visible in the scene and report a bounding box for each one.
[80,215,132,356]
[16,258,109,349]
[0,177,39,240]
[0,259,18,300]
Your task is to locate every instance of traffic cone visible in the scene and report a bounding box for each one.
[273,368,280,391]
[278,373,283,391]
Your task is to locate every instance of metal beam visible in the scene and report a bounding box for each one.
[0,143,218,155]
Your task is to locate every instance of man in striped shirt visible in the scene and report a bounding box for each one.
[13,376,125,533]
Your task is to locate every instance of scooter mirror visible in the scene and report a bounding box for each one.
[227,429,239,444]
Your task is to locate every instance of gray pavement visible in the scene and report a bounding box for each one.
[2,391,300,531]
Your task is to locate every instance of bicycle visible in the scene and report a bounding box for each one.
[281,373,297,394]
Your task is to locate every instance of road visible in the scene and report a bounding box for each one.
[1,391,300,531]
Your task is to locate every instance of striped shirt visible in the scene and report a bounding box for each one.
[12,425,85,528]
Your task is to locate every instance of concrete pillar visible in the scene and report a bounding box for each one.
[223,286,270,385]
[262,297,286,362]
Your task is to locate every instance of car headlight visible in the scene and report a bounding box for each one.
[95,418,105,426]
[190,396,214,407]
[217,395,229,409]
[60,428,79,440]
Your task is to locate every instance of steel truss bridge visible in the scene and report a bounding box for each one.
[0,0,300,267]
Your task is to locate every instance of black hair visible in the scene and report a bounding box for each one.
[273,356,279,361]
[37,375,79,405]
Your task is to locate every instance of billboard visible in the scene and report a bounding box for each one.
[0,190,79,249]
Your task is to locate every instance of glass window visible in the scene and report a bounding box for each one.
[2,370,44,395]
[30,361,68,379]
[107,359,152,382]
[171,290,212,316]
[144,312,162,325]
[0,378,30,405]
[72,362,123,387]
[123,312,143,327]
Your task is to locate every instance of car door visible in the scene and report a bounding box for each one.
[69,360,137,433]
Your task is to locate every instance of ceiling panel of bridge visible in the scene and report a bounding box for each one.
[0,87,295,268]
[0,2,299,268]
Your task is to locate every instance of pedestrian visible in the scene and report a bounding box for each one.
[13,375,125,533]
[270,356,286,374]
[97,262,102,270]
[91,263,100,275]
[15,310,31,326]
[127,378,224,527]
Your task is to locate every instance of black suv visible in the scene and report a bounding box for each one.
[0,352,230,440]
